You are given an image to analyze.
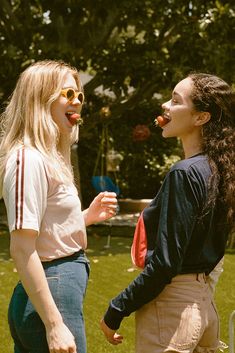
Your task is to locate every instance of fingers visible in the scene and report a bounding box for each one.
[101,192,117,202]
[108,333,124,345]
[104,205,118,217]
[50,343,76,353]
[100,318,123,346]
[69,345,77,353]
[47,324,77,353]
[96,191,117,200]
[100,192,118,214]
[102,191,117,197]
[69,340,77,353]
[50,346,76,353]
[101,193,117,205]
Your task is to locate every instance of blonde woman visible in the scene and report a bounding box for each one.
[0,60,117,353]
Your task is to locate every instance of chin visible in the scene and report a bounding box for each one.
[162,127,178,139]
[162,130,172,138]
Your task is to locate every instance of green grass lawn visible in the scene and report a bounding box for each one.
[0,224,235,353]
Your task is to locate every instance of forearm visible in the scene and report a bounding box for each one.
[11,240,62,329]
[104,258,171,329]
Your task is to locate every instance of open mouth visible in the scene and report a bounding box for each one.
[155,114,171,128]
[66,112,81,126]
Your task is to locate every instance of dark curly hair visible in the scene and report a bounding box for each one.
[189,73,235,229]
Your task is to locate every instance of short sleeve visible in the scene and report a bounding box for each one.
[3,148,48,232]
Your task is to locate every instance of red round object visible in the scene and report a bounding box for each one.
[132,124,151,141]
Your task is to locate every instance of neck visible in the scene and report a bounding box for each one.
[183,147,203,159]
[181,131,203,159]
[57,136,71,165]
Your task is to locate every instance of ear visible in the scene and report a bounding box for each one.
[194,112,211,126]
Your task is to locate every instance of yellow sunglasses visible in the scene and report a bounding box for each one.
[60,88,84,104]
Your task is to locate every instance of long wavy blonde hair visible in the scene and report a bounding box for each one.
[0,60,83,196]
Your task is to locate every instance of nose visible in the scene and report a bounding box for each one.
[161,99,170,111]
[72,97,83,105]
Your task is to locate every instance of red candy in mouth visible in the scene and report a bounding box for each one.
[155,115,170,127]
[66,113,81,126]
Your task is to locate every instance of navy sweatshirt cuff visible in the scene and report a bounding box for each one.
[103,305,124,330]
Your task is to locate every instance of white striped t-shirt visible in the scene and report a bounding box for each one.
[3,147,87,261]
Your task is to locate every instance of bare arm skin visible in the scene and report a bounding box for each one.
[10,229,77,353]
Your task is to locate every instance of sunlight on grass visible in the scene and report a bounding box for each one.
[0,226,235,353]
[84,232,137,353]
[0,228,17,352]
[215,251,235,345]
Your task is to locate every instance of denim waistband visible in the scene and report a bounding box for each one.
[42,249,87,269]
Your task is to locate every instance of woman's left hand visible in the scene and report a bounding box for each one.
[83,192,118,226]
[100,318,123,345]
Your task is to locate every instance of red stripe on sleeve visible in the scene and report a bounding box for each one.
[19,148,25,228]
[15,150,20,229]
[15,149,25,229]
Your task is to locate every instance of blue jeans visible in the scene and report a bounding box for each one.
[8,251,90,353]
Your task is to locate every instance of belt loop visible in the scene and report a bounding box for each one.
[196,273,206,283]
[203,273,207,283]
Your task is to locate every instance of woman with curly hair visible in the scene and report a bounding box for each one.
[0,60,117,353]
[101,73,235,353]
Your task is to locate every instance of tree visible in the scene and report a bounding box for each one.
[0,0,235,204]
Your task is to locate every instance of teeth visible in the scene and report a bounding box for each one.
[163,114,171,120]
[66,112,76,115]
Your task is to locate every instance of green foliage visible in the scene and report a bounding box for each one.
[0,0,235,203]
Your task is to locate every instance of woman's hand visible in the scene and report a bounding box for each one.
[100,318,123,345]
[83,192,118,226]
[46,322,77,353]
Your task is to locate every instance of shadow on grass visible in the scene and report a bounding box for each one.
[0,226,10,261]
[2,222,235,260]
[225,248,235,255]
[86,225,134,257]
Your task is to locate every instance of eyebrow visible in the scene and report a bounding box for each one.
[172,91,182,98]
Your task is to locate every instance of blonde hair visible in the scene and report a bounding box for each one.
[0,60,83,196]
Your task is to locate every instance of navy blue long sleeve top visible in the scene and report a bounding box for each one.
[104,154,229,330]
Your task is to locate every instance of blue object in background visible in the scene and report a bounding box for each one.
[91,176,120,195]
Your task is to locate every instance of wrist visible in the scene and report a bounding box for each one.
[83,208,94,226]
[44,312,63,330]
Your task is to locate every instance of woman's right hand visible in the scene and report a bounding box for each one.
[46,322,77,353]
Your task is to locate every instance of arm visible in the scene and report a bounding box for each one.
[100,319,123,345]
[83,191,117,226]
[101,169,200,341]
[10,229,77,353]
